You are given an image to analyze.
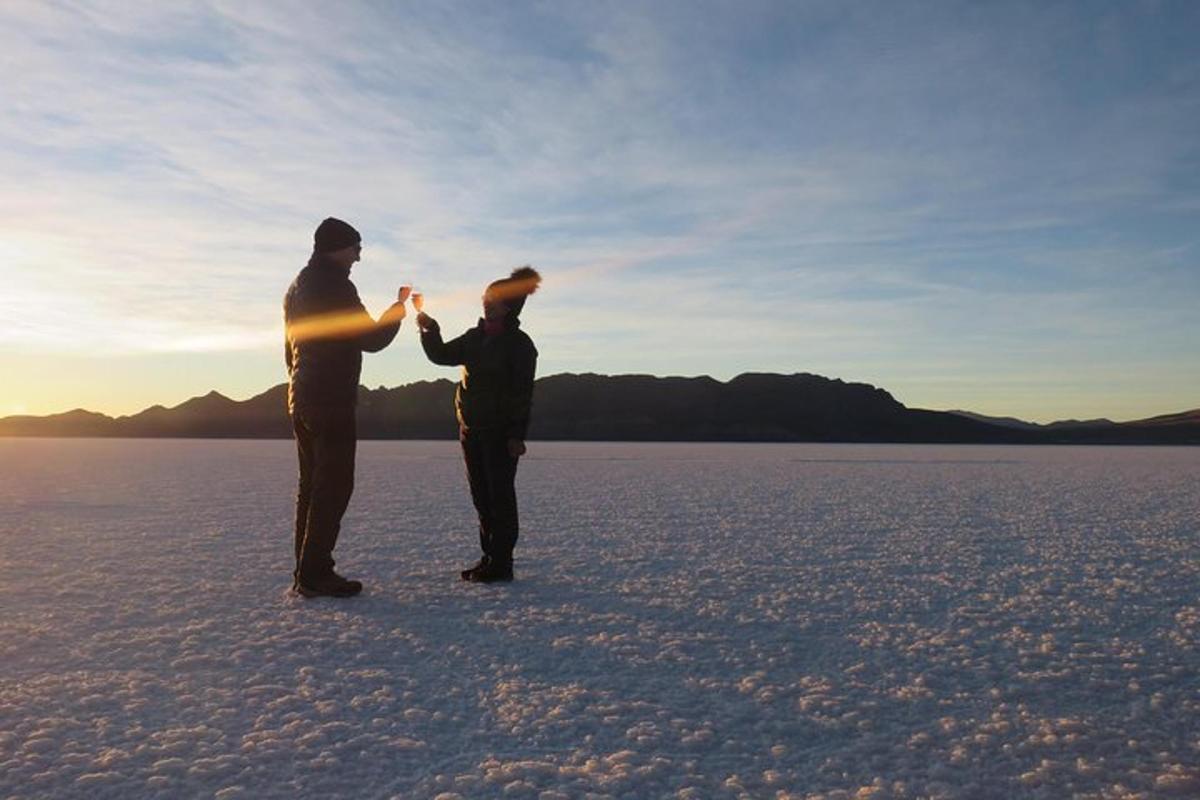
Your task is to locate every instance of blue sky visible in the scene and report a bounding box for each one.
[1,0,1197,421]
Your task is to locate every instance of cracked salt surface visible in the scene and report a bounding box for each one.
[1,439,1197,799]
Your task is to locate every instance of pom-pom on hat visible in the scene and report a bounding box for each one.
[314,217,361,253]
[488,266,542,317]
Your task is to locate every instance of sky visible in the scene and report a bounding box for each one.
[2,0,1198,423]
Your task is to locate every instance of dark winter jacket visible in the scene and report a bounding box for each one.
[284,255,404,412]
[420,317,538,439]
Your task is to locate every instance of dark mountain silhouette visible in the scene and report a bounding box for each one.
[528,373,1021,442]
[948,410,1119,431]
[948,410,1043,431]
[0,408,113,437]
[1128,409,1200,427]
[1,372,1197,444]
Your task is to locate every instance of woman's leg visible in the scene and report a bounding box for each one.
[461,428,494,559]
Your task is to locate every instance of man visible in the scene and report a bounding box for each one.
[284,217,410,598]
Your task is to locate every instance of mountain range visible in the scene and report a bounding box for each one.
[2,373,1197,444]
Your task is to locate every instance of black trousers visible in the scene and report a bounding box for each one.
[460,427,520,565]
[293,405,357,583]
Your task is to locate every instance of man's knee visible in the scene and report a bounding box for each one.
[312,468,354,502]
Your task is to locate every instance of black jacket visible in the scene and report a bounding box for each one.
[284,255,403,412]
[420,317,538,439]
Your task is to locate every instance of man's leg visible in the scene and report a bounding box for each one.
[292,414,315,584]
[297,406,357,585]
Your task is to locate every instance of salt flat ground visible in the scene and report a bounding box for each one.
[1,440,1198,800]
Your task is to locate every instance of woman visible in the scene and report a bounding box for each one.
[416,266,541,583]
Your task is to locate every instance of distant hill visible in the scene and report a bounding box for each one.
[2,372,1197,444]
[1127,409,1200,427]
[947,410,1045,431]
[947,410,1119,431]
[527,373,1020,442]
[946,407,1200,443]
[0,408,115,437]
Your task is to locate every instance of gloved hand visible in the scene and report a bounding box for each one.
[417,312,439,333]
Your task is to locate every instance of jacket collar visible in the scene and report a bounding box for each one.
[307,252,350,274]
[476,316,521,333]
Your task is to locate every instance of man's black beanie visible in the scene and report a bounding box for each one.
[314,217,361,253]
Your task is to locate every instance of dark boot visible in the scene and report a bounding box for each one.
[467,559,513,583]
[328,570,363,595]
[460,557,488,581]
[295,570,362,598]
